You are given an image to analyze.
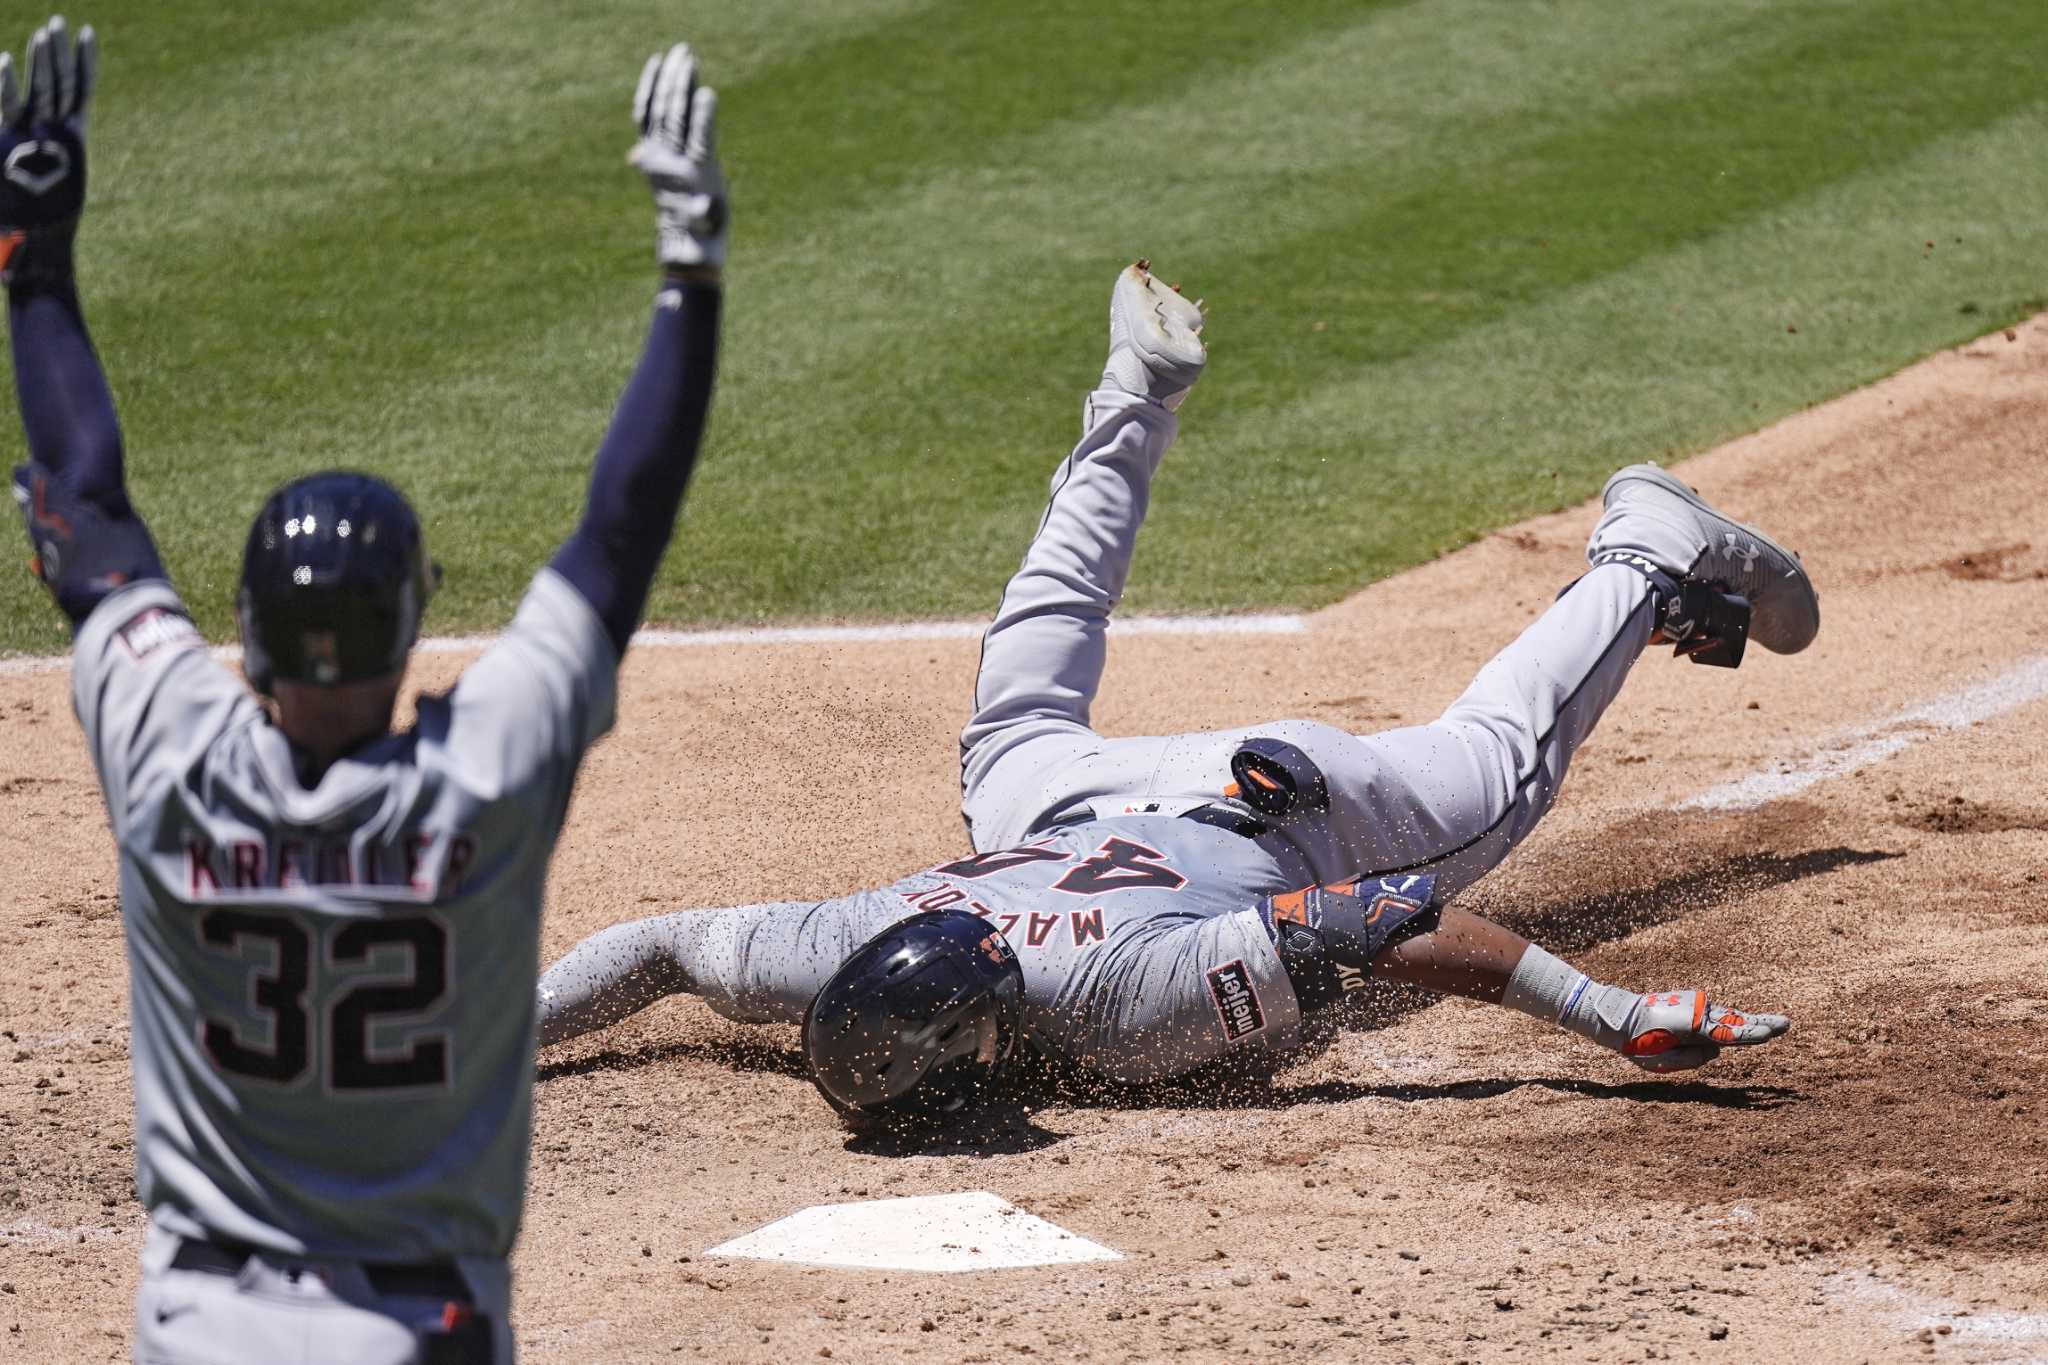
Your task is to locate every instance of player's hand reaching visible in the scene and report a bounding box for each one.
[0,15,95,290]
[1608,990,1790,1074]
[629,43,726,274]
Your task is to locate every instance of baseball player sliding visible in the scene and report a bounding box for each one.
[6,19,727,1363]
[537,261,1813,1127]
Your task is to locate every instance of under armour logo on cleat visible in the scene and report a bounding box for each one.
[1721,533,1760,570]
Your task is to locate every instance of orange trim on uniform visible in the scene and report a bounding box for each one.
[1269,888,1311,925]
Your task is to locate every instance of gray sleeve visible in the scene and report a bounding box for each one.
[536,897,899,1046]
[537,912,700,1048]
[69,582,255,830]
[443,568,620,786]
[1062,907,1307,1086]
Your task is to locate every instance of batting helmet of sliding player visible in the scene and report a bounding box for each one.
[803,909,1026,1128]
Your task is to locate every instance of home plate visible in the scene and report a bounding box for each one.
[706,1191,1121,1273]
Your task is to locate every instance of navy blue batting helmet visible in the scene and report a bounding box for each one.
[803,909,1025,1127]
[236,471,438,695]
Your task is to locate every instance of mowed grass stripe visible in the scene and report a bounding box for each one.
[1136,106,2048,613]
[3,2,2041,651]
[680,0,2040,619]
[683,0,1824,613]
[81,0,948,259]
[1,0,1411,649]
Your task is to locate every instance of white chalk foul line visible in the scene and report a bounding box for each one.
[1679,653,2048,812]
[0,612,1309,678]
[1833,1271,2048,1360]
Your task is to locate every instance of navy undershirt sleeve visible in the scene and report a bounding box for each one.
[9,281,170,627]
[9,284,134,514]
[549,280,722,657]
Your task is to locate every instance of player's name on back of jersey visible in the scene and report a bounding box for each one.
[183,831,478,898]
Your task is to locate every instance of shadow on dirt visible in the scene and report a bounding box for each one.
[1051,1071,1800,1113]
[1490,840,1903,958]
[539,1033,812,1084]
[1327,836,1901,1037]
[841,1102,1067,1158]
[826,1072,1803,1157]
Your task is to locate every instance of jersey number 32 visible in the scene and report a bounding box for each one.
[197,910,450,1091]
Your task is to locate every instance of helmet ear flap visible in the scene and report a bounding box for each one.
[235,585,274,696]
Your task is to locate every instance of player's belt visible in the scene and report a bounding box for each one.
[1180,803,1272,837]
[168,1236,473,1300]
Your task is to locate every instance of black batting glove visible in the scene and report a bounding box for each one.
[0,15,96,293]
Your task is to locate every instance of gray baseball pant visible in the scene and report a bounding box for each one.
[133,1223,513,1364]
[960,387,1657,897]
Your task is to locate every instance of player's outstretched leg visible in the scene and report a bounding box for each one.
[1269,467,1819,895]
[1590,462,1819,656]
[959,262,1208,850]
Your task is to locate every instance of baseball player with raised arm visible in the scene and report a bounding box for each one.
[533,259,1814,1129]
[5,19,727,1362]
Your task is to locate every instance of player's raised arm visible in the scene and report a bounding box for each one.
[4,16,168,628]
[547,43,727,658]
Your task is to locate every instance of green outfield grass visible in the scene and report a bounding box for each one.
[3,0,2044,654]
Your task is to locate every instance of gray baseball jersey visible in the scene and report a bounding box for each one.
[75,568,614,1262]
[539,812,1314,1085]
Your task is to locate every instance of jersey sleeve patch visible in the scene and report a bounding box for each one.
[1205,960,1266,1042]
[116,605,201,662]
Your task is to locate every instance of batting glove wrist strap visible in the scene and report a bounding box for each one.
[1,212,75,292]
[1503,943,1663,1054]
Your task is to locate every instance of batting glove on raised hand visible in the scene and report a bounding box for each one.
[629,44,726,272]
[1596,989,1791,1074]
[0,14,96,291]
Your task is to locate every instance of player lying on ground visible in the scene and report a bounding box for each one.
[6,20,727,1363]
[536,262,1810,1128]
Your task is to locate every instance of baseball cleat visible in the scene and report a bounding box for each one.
[1100,259,1206,411]
[1589,463,1819,655]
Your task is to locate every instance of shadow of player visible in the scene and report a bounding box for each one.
[1024,1066,1802,1115]
[538,1031,812,1084]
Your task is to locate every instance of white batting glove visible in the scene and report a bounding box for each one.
[1503,946,1791,1075]
[1604,989,1791,1074]
[628,44,726,272]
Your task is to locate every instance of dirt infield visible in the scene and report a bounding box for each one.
[5,319,2048,1363]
